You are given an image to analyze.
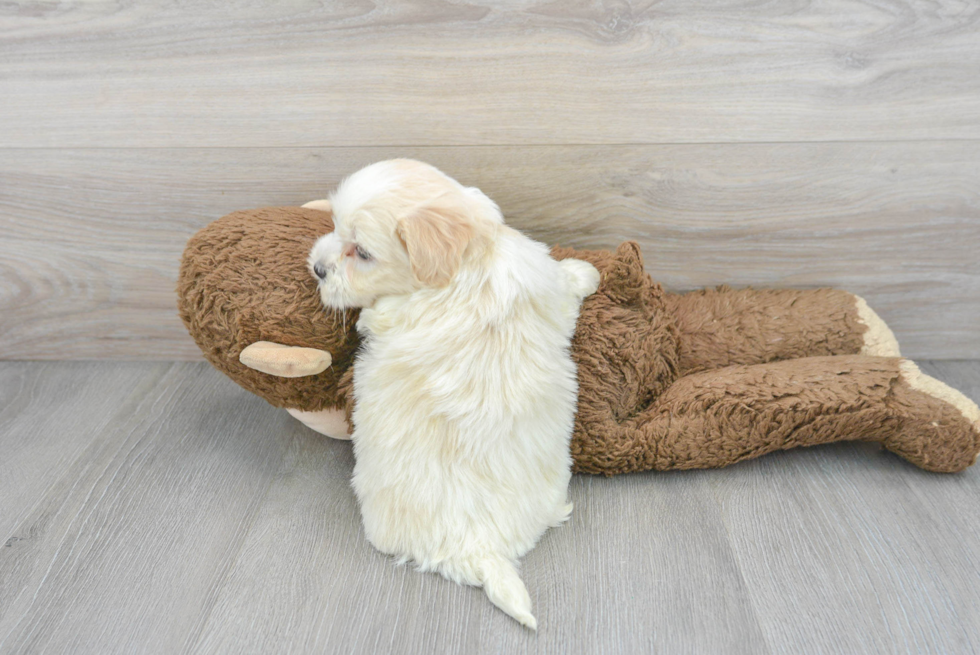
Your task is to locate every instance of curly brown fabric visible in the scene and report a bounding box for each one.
[177,207,359,412]
[664,286,866,375]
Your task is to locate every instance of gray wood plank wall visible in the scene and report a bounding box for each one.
[1,1,978,360]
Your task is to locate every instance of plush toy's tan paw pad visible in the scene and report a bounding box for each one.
[900,360,980,433]
[239,341,332,377]
[302,199,333,212]
[855,295,901,357]
[286,407,352,440]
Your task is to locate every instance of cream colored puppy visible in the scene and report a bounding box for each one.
[307,160,599,629]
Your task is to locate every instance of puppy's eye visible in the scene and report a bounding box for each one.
[355,245,371,261]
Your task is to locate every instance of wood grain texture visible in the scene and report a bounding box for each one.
[191,450,770,654]
[2,361,980,653]
[2,143,978,360]
[1,0,979,147]
[0,362,294,654]
[0,361,165,539]
[712,360,980,654]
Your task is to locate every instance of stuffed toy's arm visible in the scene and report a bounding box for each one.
[663,287,900,376]
[237,341,352,440]
[239,341,333,378]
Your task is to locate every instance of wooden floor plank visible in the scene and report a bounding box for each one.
[2,361,978,653]
[0,362,167,541]
[2,142,978,360]
[0,363,292,654]
[2,1,979,146]
[188,449,770,654]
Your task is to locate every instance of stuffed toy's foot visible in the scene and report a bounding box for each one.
[286,407,352,440]
[884,360,980,472]
[572,355,980,474]
[854,295,901,357]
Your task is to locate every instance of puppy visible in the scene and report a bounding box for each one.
[308,159,599,629]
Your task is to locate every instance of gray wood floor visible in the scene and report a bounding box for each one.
[2,360,979,654]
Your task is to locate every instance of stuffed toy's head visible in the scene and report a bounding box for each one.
[177,206,358,412]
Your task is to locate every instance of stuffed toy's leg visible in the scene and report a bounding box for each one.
[664,287,900,375]
[572,355,980,475]
[286,408,351,440]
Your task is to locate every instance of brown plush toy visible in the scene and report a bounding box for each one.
[178,205,980,474]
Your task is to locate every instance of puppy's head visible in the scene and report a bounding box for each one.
[308,159,498,309]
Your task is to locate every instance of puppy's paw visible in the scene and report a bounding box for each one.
[561,258,601,299]
[302,199,333,212]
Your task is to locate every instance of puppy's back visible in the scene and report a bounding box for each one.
[351,226,595,629]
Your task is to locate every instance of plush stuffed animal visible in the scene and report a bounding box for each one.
[178,205,980,474]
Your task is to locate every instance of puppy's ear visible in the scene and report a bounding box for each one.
[397,199,473,286]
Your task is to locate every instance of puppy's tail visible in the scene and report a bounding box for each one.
[478,554,537,630]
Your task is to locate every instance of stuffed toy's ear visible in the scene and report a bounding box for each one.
[239,341,332,378]
[396,198,473,286]
[302,199,333,212]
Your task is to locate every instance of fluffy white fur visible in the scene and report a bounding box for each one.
[308,160,600,629]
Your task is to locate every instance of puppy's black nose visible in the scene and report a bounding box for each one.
[313,263,328,280]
